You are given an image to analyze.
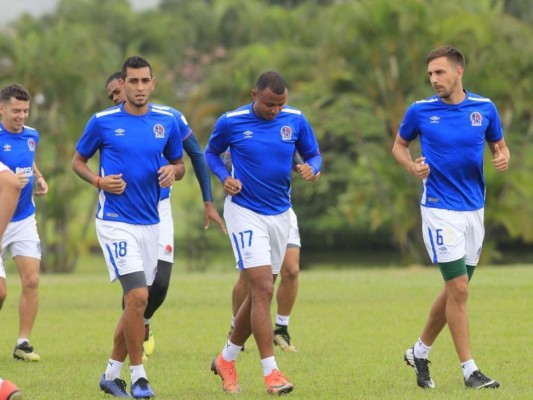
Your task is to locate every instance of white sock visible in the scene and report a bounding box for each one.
[105,359,124,381]
[413,338,431,359]
[461,359,478,379]
[275,314,290,326]
[17,338,29,346]
[222,339,242,362]
[261,356,278,376]
[130,364,147,384]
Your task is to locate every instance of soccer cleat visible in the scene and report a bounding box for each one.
[464,370,500,389]
[143,326,155,357]
[404,347,435,389]
[273,326,297,352]
[0,379,23,400]
[264,369,294,395]
[130,377,154,398]
[13,341,40,362]
[99,374,131,398]
[211,353,240,394]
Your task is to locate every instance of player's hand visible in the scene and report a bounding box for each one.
[101,173,126,194]
[296,163,318,181]
[158,165,177,188]
[15,171,29,188]
[491,144,508,171]
[204,201,227,234]
[34,176,48,196]
[411,157,430,180]
[223,177,242,196]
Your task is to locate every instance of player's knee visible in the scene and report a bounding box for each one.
[281,264,299,282]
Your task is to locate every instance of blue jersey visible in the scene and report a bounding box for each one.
[76,103,183,224]
[399,91,503,211]
[0,123,39,221]
[206,102,321,215]
[151,104,212,202]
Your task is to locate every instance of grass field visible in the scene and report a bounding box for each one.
[1,258,532,399]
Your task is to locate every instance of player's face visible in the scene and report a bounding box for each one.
[122,66,155,110]
[428,57,463,103]
[0,98,30,133]
[252,87,288,121]
[107,79,125,105]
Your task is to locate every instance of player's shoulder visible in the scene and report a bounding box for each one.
[152,103,183,118]
[413,94,439,106]
[465,91,493,104]
[280,105,303,116]
[22,125,39,134]
[95,104,122,119]
[225,103,252,119]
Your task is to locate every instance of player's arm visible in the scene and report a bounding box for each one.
[488,138,510,171]
[183,135,226,233]
[392,134,430,180]
[159,159,185,188]
[32,162,48,196]
[71,151,126,194]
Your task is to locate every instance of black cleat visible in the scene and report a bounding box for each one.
[404,347,435,389]
[464,370,500,389]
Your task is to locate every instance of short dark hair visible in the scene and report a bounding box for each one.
[426,46,465,69]
[0,83,31,103]
[106,71,122,87]
[256,71,288,95]
[121,56,152,79]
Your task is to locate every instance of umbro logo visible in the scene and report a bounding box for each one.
[3,144,11,152]
[115,128,125,136]
[429,116,440,124]
[243,130,253,139]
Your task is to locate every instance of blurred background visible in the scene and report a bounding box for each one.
[1,0,531,273]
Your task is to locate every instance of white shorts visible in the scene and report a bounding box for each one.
[158,198,174,263]
[287,208,301,248]
[421,207,484,265]
[95,219,158,285]
[0,215,41,278]
[224,198,290,274]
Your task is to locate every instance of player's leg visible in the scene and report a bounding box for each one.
[11,216,42,362]
[274,246,299,352]
[0,167,20,312]
[97,220,155,397]
[13,255,40,361]
[143,198,174,357]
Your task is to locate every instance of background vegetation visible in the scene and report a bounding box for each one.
[0,0,531,272]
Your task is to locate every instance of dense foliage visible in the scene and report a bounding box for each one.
[0,0,531,271]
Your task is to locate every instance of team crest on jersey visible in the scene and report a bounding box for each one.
[470,112,482,126]
[27,138,36,152]
[280,126,292,141]
[153,124,165,138]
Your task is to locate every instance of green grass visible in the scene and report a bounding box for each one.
[1,259,532,399]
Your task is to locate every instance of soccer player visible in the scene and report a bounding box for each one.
[206,71,321,395]
[228,152,319,353]
[105,72,226,359]
[392,45,510,389]
[72,56,185,398]
[0,84,48,362]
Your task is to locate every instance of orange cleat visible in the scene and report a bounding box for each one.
[264,369,294,395]
[211,353,240,394]
[0,379,23,400]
